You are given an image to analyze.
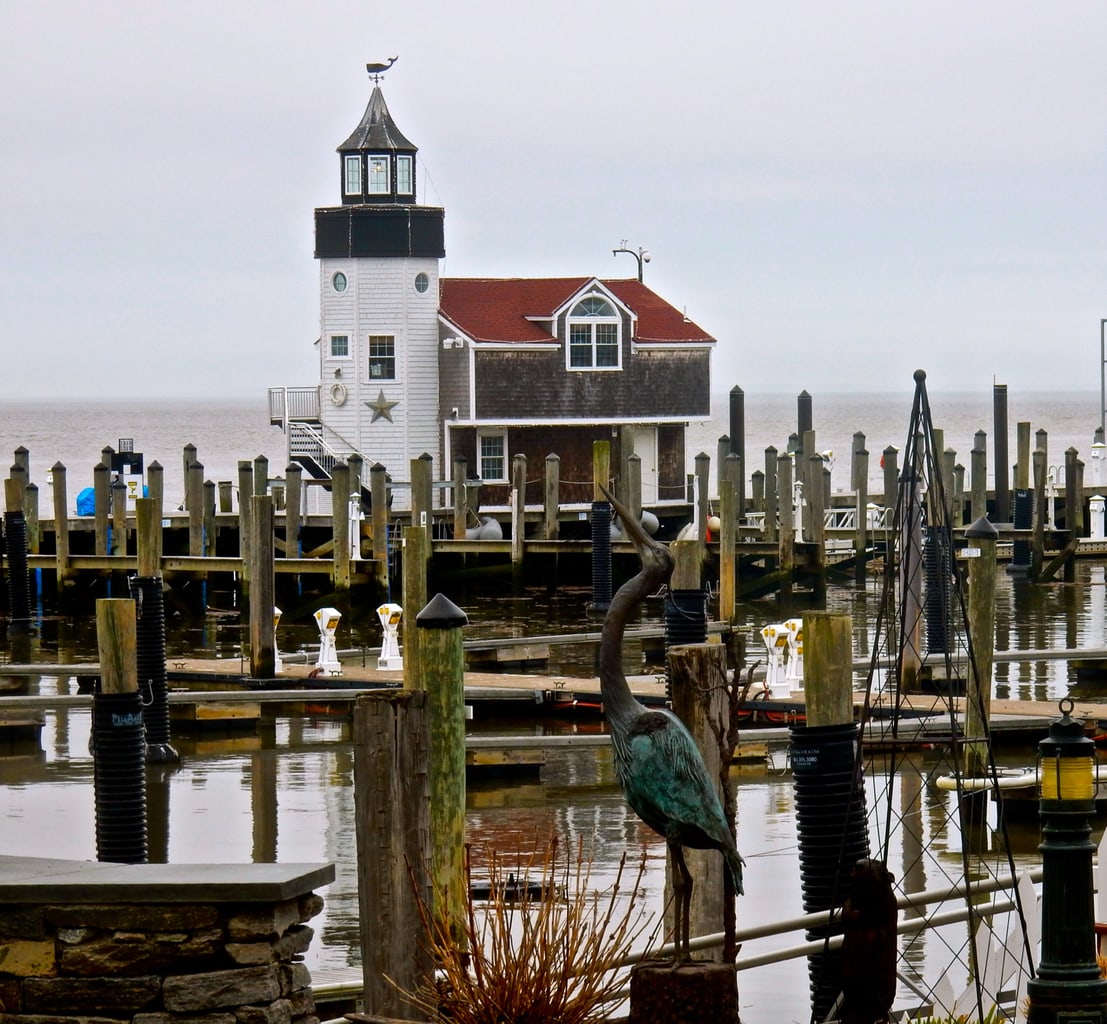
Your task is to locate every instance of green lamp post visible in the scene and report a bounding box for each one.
[1027,698,1107,1024]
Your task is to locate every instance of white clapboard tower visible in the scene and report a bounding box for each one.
[312,64,445,486]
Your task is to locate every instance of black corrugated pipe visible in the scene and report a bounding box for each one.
[4,509,32,635]
[129,575,179,763]
[1010,488,1032,575]
[664,588,707,701]
[589,501,613,613]
[923,526,952,654]
[789,721,870,1023]
[92,689,148,864]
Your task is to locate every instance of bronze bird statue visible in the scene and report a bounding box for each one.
[599,487,744,960]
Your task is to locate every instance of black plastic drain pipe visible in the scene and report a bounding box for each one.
[589,501,613,613]
[129,575,179,763]
[789,721,870,1023]
[92,689,148,864]
[4,509,32,635]
[923,526,952,654]
[1010,487,1032,574]
[664,588,707,700]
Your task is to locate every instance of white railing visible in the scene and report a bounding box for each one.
[268,386,320,425]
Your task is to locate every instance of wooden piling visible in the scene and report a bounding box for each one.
[1015,422,1030,491]
[371,463,389,588]
[718,479,736,626]
[1064,448,1079,583]
[416,594,469,946]
[237,461,253,586]
[777,452,794,600]
[1031,448,1046,580]
[51,462,71,586]
[544,454,560,540]
[402,526,429,691]
[96,598,138,696]
[249,495,276,678]
[136,498,159,577]
[147,461,163,515]
[352,690,432,1020]
[511,453,526,569]
[253,455,269,498]
[187,461,204,558]
[764,446,778,544]
[218,480,233,514]
[203,480,216,557]
[111,477,127,557]
[593,440,611,501]
[627,453,642,524]
[882,446,898,509]
[182,444,197,508]
[971,444,987,523]
[452,455,467,540]
[963,517,997,779]
[729,384,746,515]
[284,463,302,557]
[803,611,853,726]
[331,462,351,592]
[695,451,710,544]
[667,642,731,958]
[993,384,1010,522]
[94,462,110,556]
[853,446,869,579]
[411,454,433,529]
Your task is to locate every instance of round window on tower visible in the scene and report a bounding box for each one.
[332,272,348,293]
[414,272,429,294]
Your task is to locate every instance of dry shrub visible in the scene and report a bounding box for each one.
[401,836,659,1024]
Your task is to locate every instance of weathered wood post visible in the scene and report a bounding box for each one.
[941,448,957,522]
[963,516,997,780]
[716,435,729,500]
[695,451,711,543]
[93,462,110,557]
[1031,447,1047,580]
[146,461,163,517]
[751,470,765,519]
[971,441,988,523]
[1015,421,1031,492]
[237,460,254,587]
[416,594,468,946]
[729,383,746,517]
[352,690,432,1020]
[331,461,351,592]
[402,526,429,690]
[763,446,778,544]
[591,441,613,614]
[808,453,826,594]
[627,453,643,525]
[218,480,233,514]
[203,480,216,557]
[410,453,434,532]
[25,484,39,560]
[452,455,467,540]
[182,444,197,509]
[51,462,72,588]
[511,452,527,571]
[853,444,869,580]
[284,462,302,558]
[187,460,204,558]
[111,476,127,558]
[93,597,146,864]
[253,454,269,498]
[250,495,276,678]
[719,478,736,626]
[882,446,899,510]
[370,461,389,575]
[1064,447,1080,583]
[544,453,560,540]
[993,383,1010,522]
[777,452,794,600]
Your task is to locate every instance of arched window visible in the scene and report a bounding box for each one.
[567,296,621,370]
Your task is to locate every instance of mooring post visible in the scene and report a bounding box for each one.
[544,453,560,540]
[5,479,32,635]
[853,445,869,581]
[511,452,527,570]
[808,453,826,601]
[777,452,794,600]
[993,384,1010,522]
[331,461,351,592]
[93,597,147,864]
[371,462,389,589]
[284,462,302,558]
[452,455,467,540]
[963,516,997,780]
[203,480,216,557]
[764,446,778,543]
[51,461,72,588]
[147,461,163,519]
[92,462,109,557]
[218,480,232,513]
[402,526,429,690]
[249,495,276,678]
[716,435,729,501]
[416,593,469,947]
[882,445,898,511]
[181,444,197,509]
[628,453,643,524]
[730,384,746,516]
[410,453,433,534]
[187,460,204,558]
[111,476,127,558]
[1064,447,1079,583]
[590,441,613,613]
[1032,448,1047,580]
[237,460,253,588]
[1016,422,1031,491]
[695,451,710,543]
[719,478,736,624]
[352,690,432,1020]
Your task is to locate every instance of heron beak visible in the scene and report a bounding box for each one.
[599,485,664,555]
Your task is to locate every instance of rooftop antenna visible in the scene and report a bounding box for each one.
[366,56,398,83]
[612,240,650,283]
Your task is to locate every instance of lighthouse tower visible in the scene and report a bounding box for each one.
[312,64,445,485]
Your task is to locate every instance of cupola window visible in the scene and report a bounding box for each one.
[397,155,413,195]
[368,156,390,195]
[567,295,621,369]
[344,156,362,196]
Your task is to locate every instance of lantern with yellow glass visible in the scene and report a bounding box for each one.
[1026,698,1107,1024]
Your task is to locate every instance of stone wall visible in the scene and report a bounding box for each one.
[0,856,334,1024]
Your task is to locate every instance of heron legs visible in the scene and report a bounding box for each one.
[669,841,693,962]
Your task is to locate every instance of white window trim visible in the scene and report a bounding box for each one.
[343,155,361,196]
[566,295,622,371]
[368,155,390,195]
[329,334,352,359]
[367,334,397,381]
[477,430,508,483]
[397,154,413,195]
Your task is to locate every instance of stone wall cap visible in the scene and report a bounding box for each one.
[0,855,335,904]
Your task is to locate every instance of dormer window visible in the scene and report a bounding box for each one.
[368,156,390,194]
[344,155,362,196]
[568,296,621,369]
[397,155,413,195]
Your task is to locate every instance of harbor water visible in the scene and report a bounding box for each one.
[1,388,1105,1021]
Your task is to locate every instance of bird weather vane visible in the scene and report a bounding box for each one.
[366,56,398,83]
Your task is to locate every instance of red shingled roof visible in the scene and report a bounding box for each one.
[439,277,714,345]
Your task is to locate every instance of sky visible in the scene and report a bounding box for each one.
[2,2,1106,400]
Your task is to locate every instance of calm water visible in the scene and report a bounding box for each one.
[1,389,1104,1021]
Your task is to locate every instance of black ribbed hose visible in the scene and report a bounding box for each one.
[4,510,32,634]
[129,575,178,763]
[789,722,870,1023]
[664,588,707,701]
[92,690,148,864]
[589,501,613,613]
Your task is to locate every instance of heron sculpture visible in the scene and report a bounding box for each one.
[599,487,744,960]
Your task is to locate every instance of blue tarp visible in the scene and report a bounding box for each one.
[76,487,95,516]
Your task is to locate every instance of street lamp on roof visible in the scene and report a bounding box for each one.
[612,241,650,283]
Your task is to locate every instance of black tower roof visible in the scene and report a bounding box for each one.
[338,86,417,154]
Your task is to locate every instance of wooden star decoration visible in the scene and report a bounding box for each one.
[366,390,399,423]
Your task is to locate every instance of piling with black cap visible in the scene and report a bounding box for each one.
[590,501,613,613]
[5,479,32,635]
[788,612,870,1022]
[92,598,147,864]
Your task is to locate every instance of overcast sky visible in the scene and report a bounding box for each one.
[2,2,1105,400]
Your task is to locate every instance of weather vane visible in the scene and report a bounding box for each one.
[366,56,398,83]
